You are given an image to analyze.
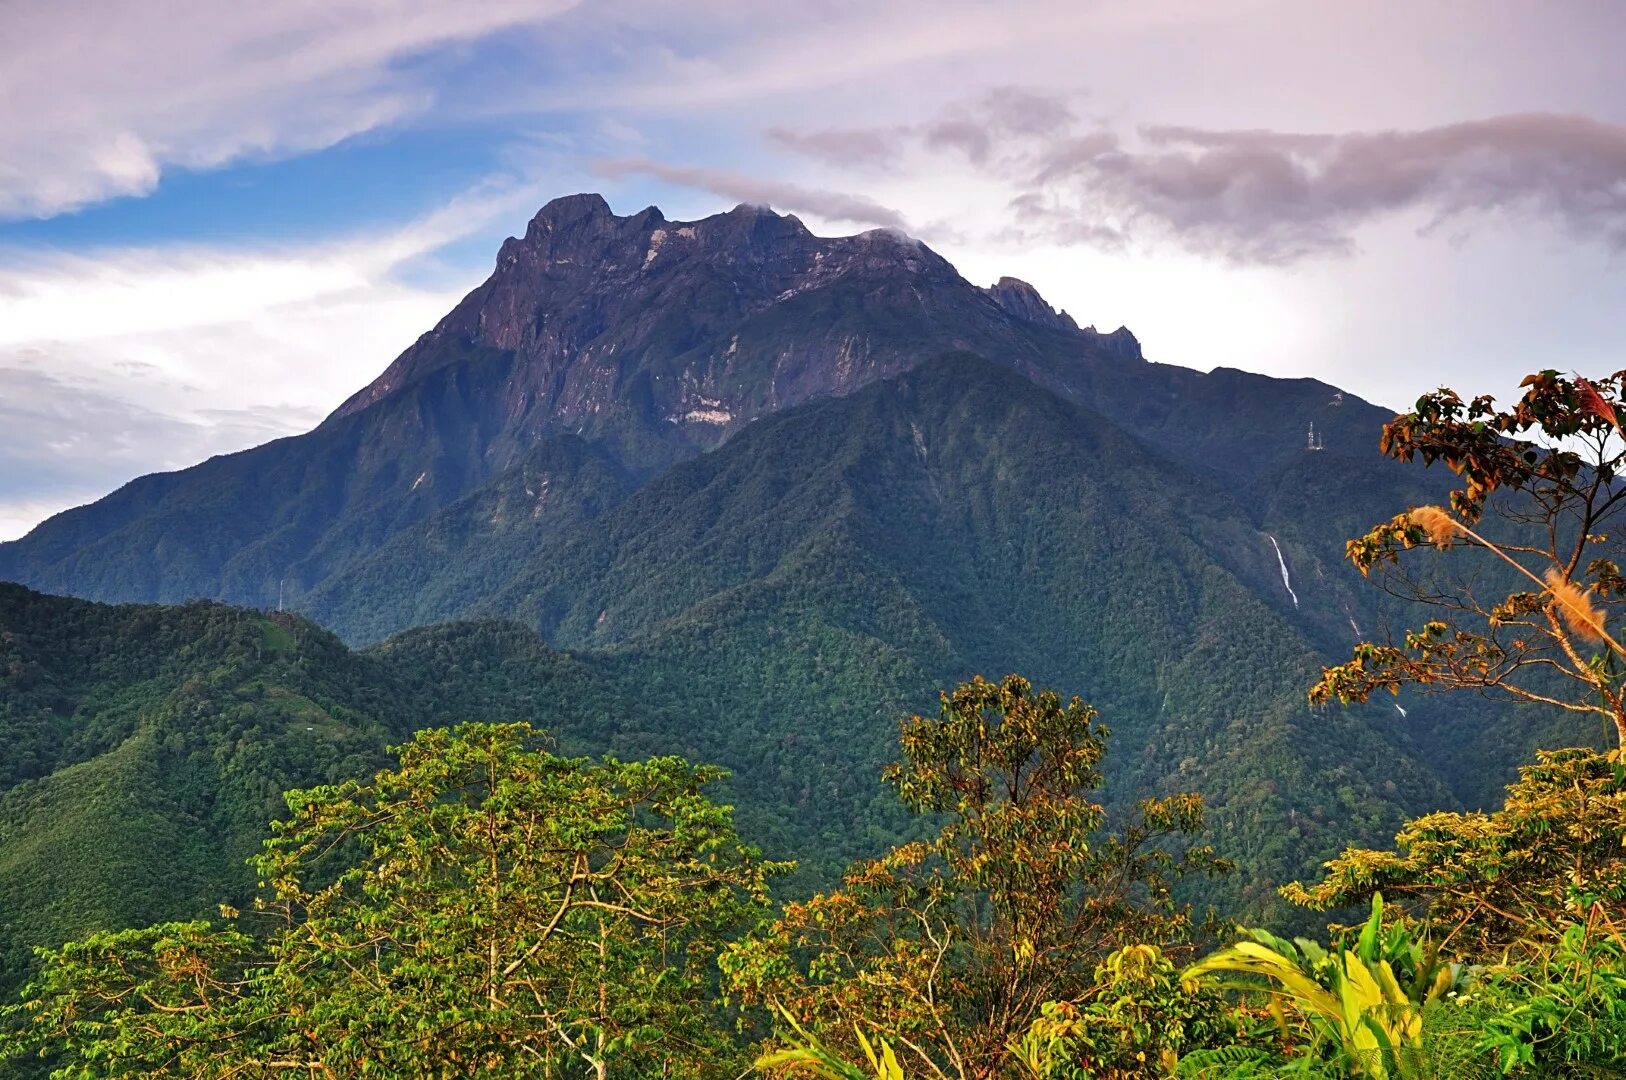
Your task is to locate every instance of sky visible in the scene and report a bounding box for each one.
[3,1,1626,540]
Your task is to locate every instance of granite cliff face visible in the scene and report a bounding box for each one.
[983,275,1080,333]
[330,195,1137,453]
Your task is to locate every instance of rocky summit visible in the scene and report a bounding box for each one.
[0,194,1147,610]
[331,194,1141,449]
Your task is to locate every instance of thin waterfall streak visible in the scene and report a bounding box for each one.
[1267,534,1299,608]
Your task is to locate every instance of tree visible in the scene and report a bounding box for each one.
[2,722,785,1078]
[1281,746,1626,957]
[1311,369,1626,750]
[1006,945,1253,1079]
[721,675,1228,1080]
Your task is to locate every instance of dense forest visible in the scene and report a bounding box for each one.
[0,370,1622,1077]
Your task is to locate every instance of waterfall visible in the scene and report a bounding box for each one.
[1267,535,1299,608]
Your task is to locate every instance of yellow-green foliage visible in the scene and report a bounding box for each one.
[2,723,784,1079]
[723,675,1227,1080]
[1282,748,1626,957]
[1185,895,1472,1078]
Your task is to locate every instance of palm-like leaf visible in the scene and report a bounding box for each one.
[1183,895,1477,1078]
[755,1008,906,1079]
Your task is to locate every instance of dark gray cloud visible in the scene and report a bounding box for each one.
[924,119,995,164]
[764,125,907,170]
[971,85,1078,137]
[593,158,910,229]
[1036,113,1626,263]
[771,99,1626,265]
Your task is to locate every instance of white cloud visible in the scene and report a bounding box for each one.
[0,183,546,540]
[0,0,576,219]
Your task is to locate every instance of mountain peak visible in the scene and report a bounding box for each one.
[530,192,614,226]
[983,276,1079,333]
[322,192,1150,440]
[1102,325,1142,361]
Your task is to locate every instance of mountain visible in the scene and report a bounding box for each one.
[0,195,1138,610]
[457,353,1475,907]
[0,194,1409,653]
[0,586,392,991]
[0,194,1597,930]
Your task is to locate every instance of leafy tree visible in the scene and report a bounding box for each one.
[750,947,1258,1080]
[1311,370,1626,749]
[2,722,784,1078]
[1006,945,1255,1079]
[723,674,1228,1080]
[1282,747,1626,957]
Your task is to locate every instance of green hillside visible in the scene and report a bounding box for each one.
[0,588,613,994]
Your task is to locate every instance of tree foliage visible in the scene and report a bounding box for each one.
[1007,945,1254,1079]
[1471,921,1626,1075]
[1312,370,1626,749]
[2,723,784,1078]
[1282,747,1626,957]
[723,674,1228,1080]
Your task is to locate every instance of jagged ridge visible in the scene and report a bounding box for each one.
[0,194,1143,609]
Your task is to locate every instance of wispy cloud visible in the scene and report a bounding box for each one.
[539,2,1081,112]
[0,182,544,540]
[593,158,910,230]
[764,126,909,172]
[0,364,324,507]
[764,87,1077,173]
[0,0,575,219]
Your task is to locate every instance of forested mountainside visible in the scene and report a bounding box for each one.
[8,370,1626,1076]
[3,195,1626,1080]
[0,362,1596,991]
[312,354,1588,900]
[0,569,1502,1000]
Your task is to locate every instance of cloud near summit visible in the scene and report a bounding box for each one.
[592,159,911,231]
[769,102,1626,265]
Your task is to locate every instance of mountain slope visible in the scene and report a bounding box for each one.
[0,192,1595,927]
[0,194,1440,678]
[0,352,1597,990]
[451,354,1463,911]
